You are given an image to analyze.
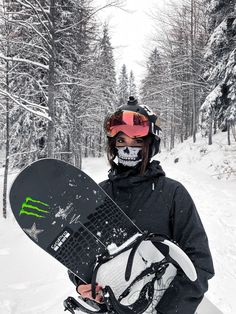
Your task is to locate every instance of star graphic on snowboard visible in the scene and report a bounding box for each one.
[23,223,44,242]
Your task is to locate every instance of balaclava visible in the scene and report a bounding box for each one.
[116,146,142,167]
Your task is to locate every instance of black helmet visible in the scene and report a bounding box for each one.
[105,96,161,157]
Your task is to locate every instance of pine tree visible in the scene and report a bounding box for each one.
[80,22,117,158]
[141,48,163,110]
[200,0,236,144]
[128,70,137,97]
[118,64,128,105]
[97,23,117,110]
[57,0,100,167]
[141,47,178,149]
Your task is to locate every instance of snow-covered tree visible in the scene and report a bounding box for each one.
[58,0,100,167]
[0,0,113,169]
[0,0,122,217]
[118,64,128,105]
[141,48,164,109]
[97,23,117,110]
[79,22,117,159]
[128,70,137,97]
[200,0,236,145]
[142,0,208,149]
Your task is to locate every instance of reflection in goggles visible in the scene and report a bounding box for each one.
[105,111,149,138]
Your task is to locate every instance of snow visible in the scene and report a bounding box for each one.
[0,131,236,313]
[204,19,227,59]
[200,85,222,114]
[106,233,141,255]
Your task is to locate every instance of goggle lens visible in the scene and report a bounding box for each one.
[105,111,149,137]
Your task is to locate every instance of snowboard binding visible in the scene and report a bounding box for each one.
[64,233,197,314]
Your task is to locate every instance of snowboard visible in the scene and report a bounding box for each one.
[10,158,198,312]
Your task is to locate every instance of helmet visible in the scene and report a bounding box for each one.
[104,96,161,157]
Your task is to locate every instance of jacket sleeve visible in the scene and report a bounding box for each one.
[156,183,215,314]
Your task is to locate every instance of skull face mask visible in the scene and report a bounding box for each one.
[116,147,142,167]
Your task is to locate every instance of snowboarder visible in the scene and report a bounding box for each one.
[68,96,214,313]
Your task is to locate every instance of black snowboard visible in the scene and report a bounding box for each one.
[10,158,141,284]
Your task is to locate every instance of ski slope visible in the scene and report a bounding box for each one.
[0,132,235,313]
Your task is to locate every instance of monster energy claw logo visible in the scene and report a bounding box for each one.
[20,197,49,218]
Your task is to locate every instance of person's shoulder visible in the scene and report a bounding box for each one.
[161,176,193,203]
[160,175,187,192]
[162,176,181,186]
[99,179,112,195]
[99,179,110,189]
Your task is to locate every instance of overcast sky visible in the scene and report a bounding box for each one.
[96,0,164,86]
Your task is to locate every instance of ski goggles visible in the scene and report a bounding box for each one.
[104,111,150,138]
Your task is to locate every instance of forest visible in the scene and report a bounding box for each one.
[0,0,235,218]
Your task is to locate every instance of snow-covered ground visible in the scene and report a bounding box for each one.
[0,131,235,313]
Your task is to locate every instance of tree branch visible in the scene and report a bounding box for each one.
[0,89,51,120]
[56,1,125,34]
[0,54,49,70]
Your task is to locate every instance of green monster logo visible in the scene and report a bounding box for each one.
[20,197,49,218]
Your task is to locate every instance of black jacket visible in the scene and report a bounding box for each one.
[69,161,214,313]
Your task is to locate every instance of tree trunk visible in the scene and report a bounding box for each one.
[84,134,88,158]
[227,120,231,145]
[170,116,175,150]
[190,0,197,143]
[91,135,96,157]
[3,1,10,218]
[208,110,213,145]
[98,130,102,157]
[47,0,56,158]
[213,118,217,134]
[180,84,184,143]
[3,61,10,219]
[65,134,71,163]
[232,122,236,141]
[170,99,175,150]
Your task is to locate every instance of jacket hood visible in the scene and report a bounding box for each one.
[108,160,165,186]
